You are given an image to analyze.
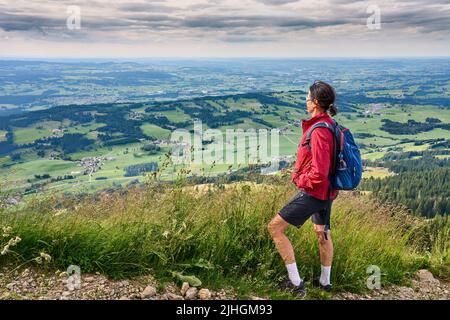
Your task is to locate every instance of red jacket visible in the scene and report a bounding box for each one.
[291,111,339,201]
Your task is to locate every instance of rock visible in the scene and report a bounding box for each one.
[417,269,439,284]
[0,292,11,299]
[180,282,190,296]
[167,293,183,300]
[119,280,129,287]
[6,283,14,291]
[62,291,71,297]
[141,285,157,298]
[84,276,95,283]
[185,287,198,300]
[198,289,211,300]
[119,296,130,300]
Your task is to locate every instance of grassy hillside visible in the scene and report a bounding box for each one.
[1,178,448,298]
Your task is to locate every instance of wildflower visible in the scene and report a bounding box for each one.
[1,245,9,255]
[59,271,68,278]
[54,209,67,217]
[1,236,21,255]
[40,252,52,262]
[2,226,12,238]
[10,236,21,245]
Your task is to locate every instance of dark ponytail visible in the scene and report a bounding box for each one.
[309,80,338,116]
[329,103,338,117]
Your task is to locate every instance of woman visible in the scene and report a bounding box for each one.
[268,80,339,297]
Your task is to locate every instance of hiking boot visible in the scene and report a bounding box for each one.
[277,278,307,298]
[312,278,332,292]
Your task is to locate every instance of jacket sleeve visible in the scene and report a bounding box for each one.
[294,128,332,190]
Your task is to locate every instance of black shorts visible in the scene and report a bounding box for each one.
[279,190,332,228]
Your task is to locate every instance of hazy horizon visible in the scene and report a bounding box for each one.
[1,56,450,62]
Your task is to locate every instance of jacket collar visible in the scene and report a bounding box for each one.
[301,111,330,131]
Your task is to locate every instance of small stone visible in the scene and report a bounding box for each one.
[62,291,71,297]
[167,293,183,300]
[417,269,439,284]
[180,282,190,296]
[185,287,198,300]
[119,296,130,300]
[1,292,11,299]
[84,276,95,283]
[119,280,129,287]
[141,285,157,298]
[198,289,211,300]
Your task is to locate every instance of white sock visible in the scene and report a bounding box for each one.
[286,262,302,286]
[320,265,331,286]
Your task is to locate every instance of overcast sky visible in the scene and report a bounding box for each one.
[0,0,449,58]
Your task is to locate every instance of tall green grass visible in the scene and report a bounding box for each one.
[0,181,448,297]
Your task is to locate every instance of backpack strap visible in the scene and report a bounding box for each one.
[305,121,337,175]
[305,122,335,152]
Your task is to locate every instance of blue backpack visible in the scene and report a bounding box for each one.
[305,119,363,238]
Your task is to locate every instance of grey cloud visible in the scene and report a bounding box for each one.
[183,14,351,29]
[0,11,63,32]
[255,0,300,5]
[381,7,450,34]
[118,2,176,13]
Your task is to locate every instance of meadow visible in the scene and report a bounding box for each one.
[1,178,448,298]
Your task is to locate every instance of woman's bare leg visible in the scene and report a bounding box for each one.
[268,214,295,264]
[314,223,333,285]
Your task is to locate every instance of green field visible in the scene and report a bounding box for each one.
[141,124,171,139]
